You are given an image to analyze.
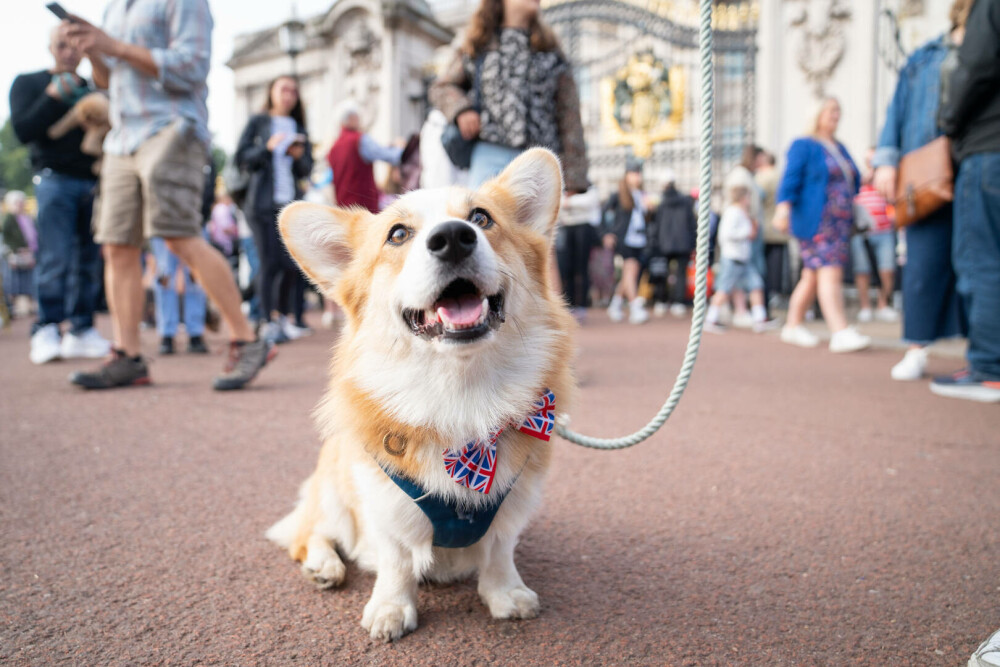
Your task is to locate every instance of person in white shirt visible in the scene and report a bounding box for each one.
[706,186,775,333]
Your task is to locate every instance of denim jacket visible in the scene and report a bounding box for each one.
[873,35,951,169]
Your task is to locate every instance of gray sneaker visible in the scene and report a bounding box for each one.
[212,339,276,391]
[69,350,151,389]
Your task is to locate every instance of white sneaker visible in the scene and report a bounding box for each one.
[874,307,899,323]
[29,324,62,364]
[607,295,625,323]
[669,303,688,318]
[321,311,336,329]
[780,325,820,348]
[60,327,112,359]
[281,317,313,340]
[829,327,872,353]
[652,302,668,317]
[752,318,781,333]
[890,348,928,381]
[970,626,1000,667]
[628,298,649,325]
[732,311,754,329]
[857,308,873,323]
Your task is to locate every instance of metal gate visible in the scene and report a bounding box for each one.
[542,0,759,197]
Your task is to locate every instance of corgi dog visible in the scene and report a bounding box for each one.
[267,148,575,641]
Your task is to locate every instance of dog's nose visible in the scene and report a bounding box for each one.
[426,221,477,264]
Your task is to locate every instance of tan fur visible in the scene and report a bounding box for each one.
[270,148,575,641]
[47,92,111,174]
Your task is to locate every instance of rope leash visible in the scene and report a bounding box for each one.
[556,0,714,450]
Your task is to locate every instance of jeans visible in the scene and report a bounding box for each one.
[32,170,101,334]
[150,236,205,338]
[556,224,595,308]
[953,152,1000,379]
[468,142,521,188]
[248,207,305,323]
[240,236,261,322]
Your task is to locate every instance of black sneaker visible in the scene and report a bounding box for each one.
[187,335,209,354]
[212,339,276,391]
[69,350,151,389]
[159,336,175,355]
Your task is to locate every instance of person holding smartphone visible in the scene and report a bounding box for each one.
[61,0,276,390]
[235,75,314,344]
[8,22,111,365]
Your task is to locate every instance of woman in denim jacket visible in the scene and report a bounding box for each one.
[871,1,970,382]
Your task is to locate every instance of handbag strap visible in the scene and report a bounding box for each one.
[817,138,856,193]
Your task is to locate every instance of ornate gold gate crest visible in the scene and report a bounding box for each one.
[600,51,685,158]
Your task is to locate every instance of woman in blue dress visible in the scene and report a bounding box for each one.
[775,97,871,353]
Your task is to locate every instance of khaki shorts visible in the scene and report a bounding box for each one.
[94,120,209,247]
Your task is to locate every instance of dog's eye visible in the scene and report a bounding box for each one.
[387,225,412,246]
[469,209,494,230]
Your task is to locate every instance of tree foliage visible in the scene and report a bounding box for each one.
[0,117,34,196]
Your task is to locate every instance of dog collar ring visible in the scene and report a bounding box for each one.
[383,433,407,456]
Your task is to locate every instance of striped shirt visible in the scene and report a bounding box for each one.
[855,184,894,234]
[101,0,213,156]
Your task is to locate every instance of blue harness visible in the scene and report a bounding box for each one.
[380,464,509,549]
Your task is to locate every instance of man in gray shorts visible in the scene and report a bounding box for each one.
[64,0,274,390]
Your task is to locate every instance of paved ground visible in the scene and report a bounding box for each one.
[1,310,997,666]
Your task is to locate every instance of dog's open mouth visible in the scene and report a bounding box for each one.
[403,279,505,343]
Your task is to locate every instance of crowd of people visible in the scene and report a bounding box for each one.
[1,0,998,404]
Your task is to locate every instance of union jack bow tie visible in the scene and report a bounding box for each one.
[442,389,556,494]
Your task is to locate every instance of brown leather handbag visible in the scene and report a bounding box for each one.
[894,136,954,227]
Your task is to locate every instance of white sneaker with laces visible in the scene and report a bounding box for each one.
[669,303,688,317]
[780,325,819,348]
[652,302,668,317]
[857,308,873,323]
[829,326,872,353]
[874,306,899,323]
[891,348,928,381]
[970,626,1000,667]
[628,297,649,325]
[60,327,112,359]
[30,324,62,364]
[607,295,625,323]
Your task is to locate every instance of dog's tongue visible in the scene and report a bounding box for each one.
[436,293,483,327]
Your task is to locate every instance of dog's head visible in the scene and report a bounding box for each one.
[279,148,570,437]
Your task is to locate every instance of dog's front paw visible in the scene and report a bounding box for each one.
[301,556,345,590]
[481,585,540,620]
[361,599,418,642]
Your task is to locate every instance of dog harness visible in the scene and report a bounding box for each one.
[380,390,555,549]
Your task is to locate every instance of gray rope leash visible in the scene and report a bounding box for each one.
[556,0,714,450]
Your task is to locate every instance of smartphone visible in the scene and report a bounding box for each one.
[46,2,75,21]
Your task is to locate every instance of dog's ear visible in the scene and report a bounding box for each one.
[492,147,564,240]
[278,202,360,296]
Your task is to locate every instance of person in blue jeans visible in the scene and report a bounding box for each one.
[872,4,969,383]
[149,237,207,355]
[8,24,111,364]
[935,0,1000,403]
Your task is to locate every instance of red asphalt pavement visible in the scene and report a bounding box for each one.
[1,312,998,666]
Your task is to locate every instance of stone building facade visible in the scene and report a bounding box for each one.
[227,0,956,196]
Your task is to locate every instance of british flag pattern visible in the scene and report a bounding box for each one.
[517,389,556,441]
[443,389,555,494]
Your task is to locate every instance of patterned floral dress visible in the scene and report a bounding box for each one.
[799,147,854,269]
